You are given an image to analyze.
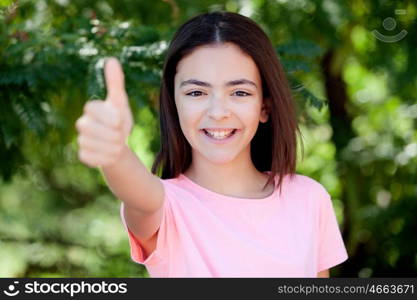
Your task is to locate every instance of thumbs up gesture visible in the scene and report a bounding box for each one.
[75,58,133,168]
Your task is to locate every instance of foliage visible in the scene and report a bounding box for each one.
[0,0,416,277]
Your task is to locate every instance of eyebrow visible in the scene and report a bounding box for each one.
[179,78,258,89]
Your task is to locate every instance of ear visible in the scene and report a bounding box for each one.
[260,97,271,123]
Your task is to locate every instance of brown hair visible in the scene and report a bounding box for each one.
[151,11,302,193]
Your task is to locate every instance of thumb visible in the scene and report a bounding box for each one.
[104,57,128,107]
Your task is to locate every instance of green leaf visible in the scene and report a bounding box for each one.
[12,94,46,137]
[289,78,327,111]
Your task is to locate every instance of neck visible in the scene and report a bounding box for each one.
[183,151,273,199]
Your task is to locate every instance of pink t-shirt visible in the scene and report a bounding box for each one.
[120,173,348,277]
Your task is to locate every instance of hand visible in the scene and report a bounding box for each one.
[75,58,133,168]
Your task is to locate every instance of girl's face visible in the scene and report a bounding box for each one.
[174,42,269,165]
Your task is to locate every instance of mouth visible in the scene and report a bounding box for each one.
[200,128,239,141]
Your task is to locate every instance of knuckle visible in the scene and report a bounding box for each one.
[79,151,95,167]
[78,150,87,163]
[76,116,93,132]
[75,117,84,130]
[77,135,87,148]
[80,118,96,134]
[83,102,92,114]
[84,100,101,114]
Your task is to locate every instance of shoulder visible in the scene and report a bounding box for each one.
[156,176,182,194]
[159,175,187,189]
[281,173,331,211]
[156,175,196,202]
[284,173,329,196]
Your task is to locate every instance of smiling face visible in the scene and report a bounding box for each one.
[174,42,269,167]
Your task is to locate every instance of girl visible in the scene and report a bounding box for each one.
[75,11,348,277]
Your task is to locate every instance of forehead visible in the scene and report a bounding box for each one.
[175,43,261,86]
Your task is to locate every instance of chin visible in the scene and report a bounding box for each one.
[201,151,240,165]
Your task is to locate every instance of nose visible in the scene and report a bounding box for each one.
[207,96,231,120]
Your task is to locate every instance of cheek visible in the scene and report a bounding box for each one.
[178,105,198,126]
[237,105,263,139]
[239,105,262,125]
[176,103,201,140]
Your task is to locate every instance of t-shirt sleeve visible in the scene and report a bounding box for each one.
[119,179,172,266]
[317,187,348,273]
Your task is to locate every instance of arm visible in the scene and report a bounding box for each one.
[76,58,164,243]
[317,269,330,278]
[101,145,164,214]
[101,145,165,243]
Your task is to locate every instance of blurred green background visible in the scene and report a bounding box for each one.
[0,0,416,277]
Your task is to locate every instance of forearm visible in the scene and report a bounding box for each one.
[101,145,164,213]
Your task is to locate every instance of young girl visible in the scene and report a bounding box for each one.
[75,11,348,277]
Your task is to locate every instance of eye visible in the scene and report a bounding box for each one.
[186,91,205,97]
[233,91,252,97]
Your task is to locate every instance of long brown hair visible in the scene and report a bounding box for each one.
[151,11,302,193]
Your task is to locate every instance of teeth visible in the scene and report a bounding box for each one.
[204,129,235,139]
